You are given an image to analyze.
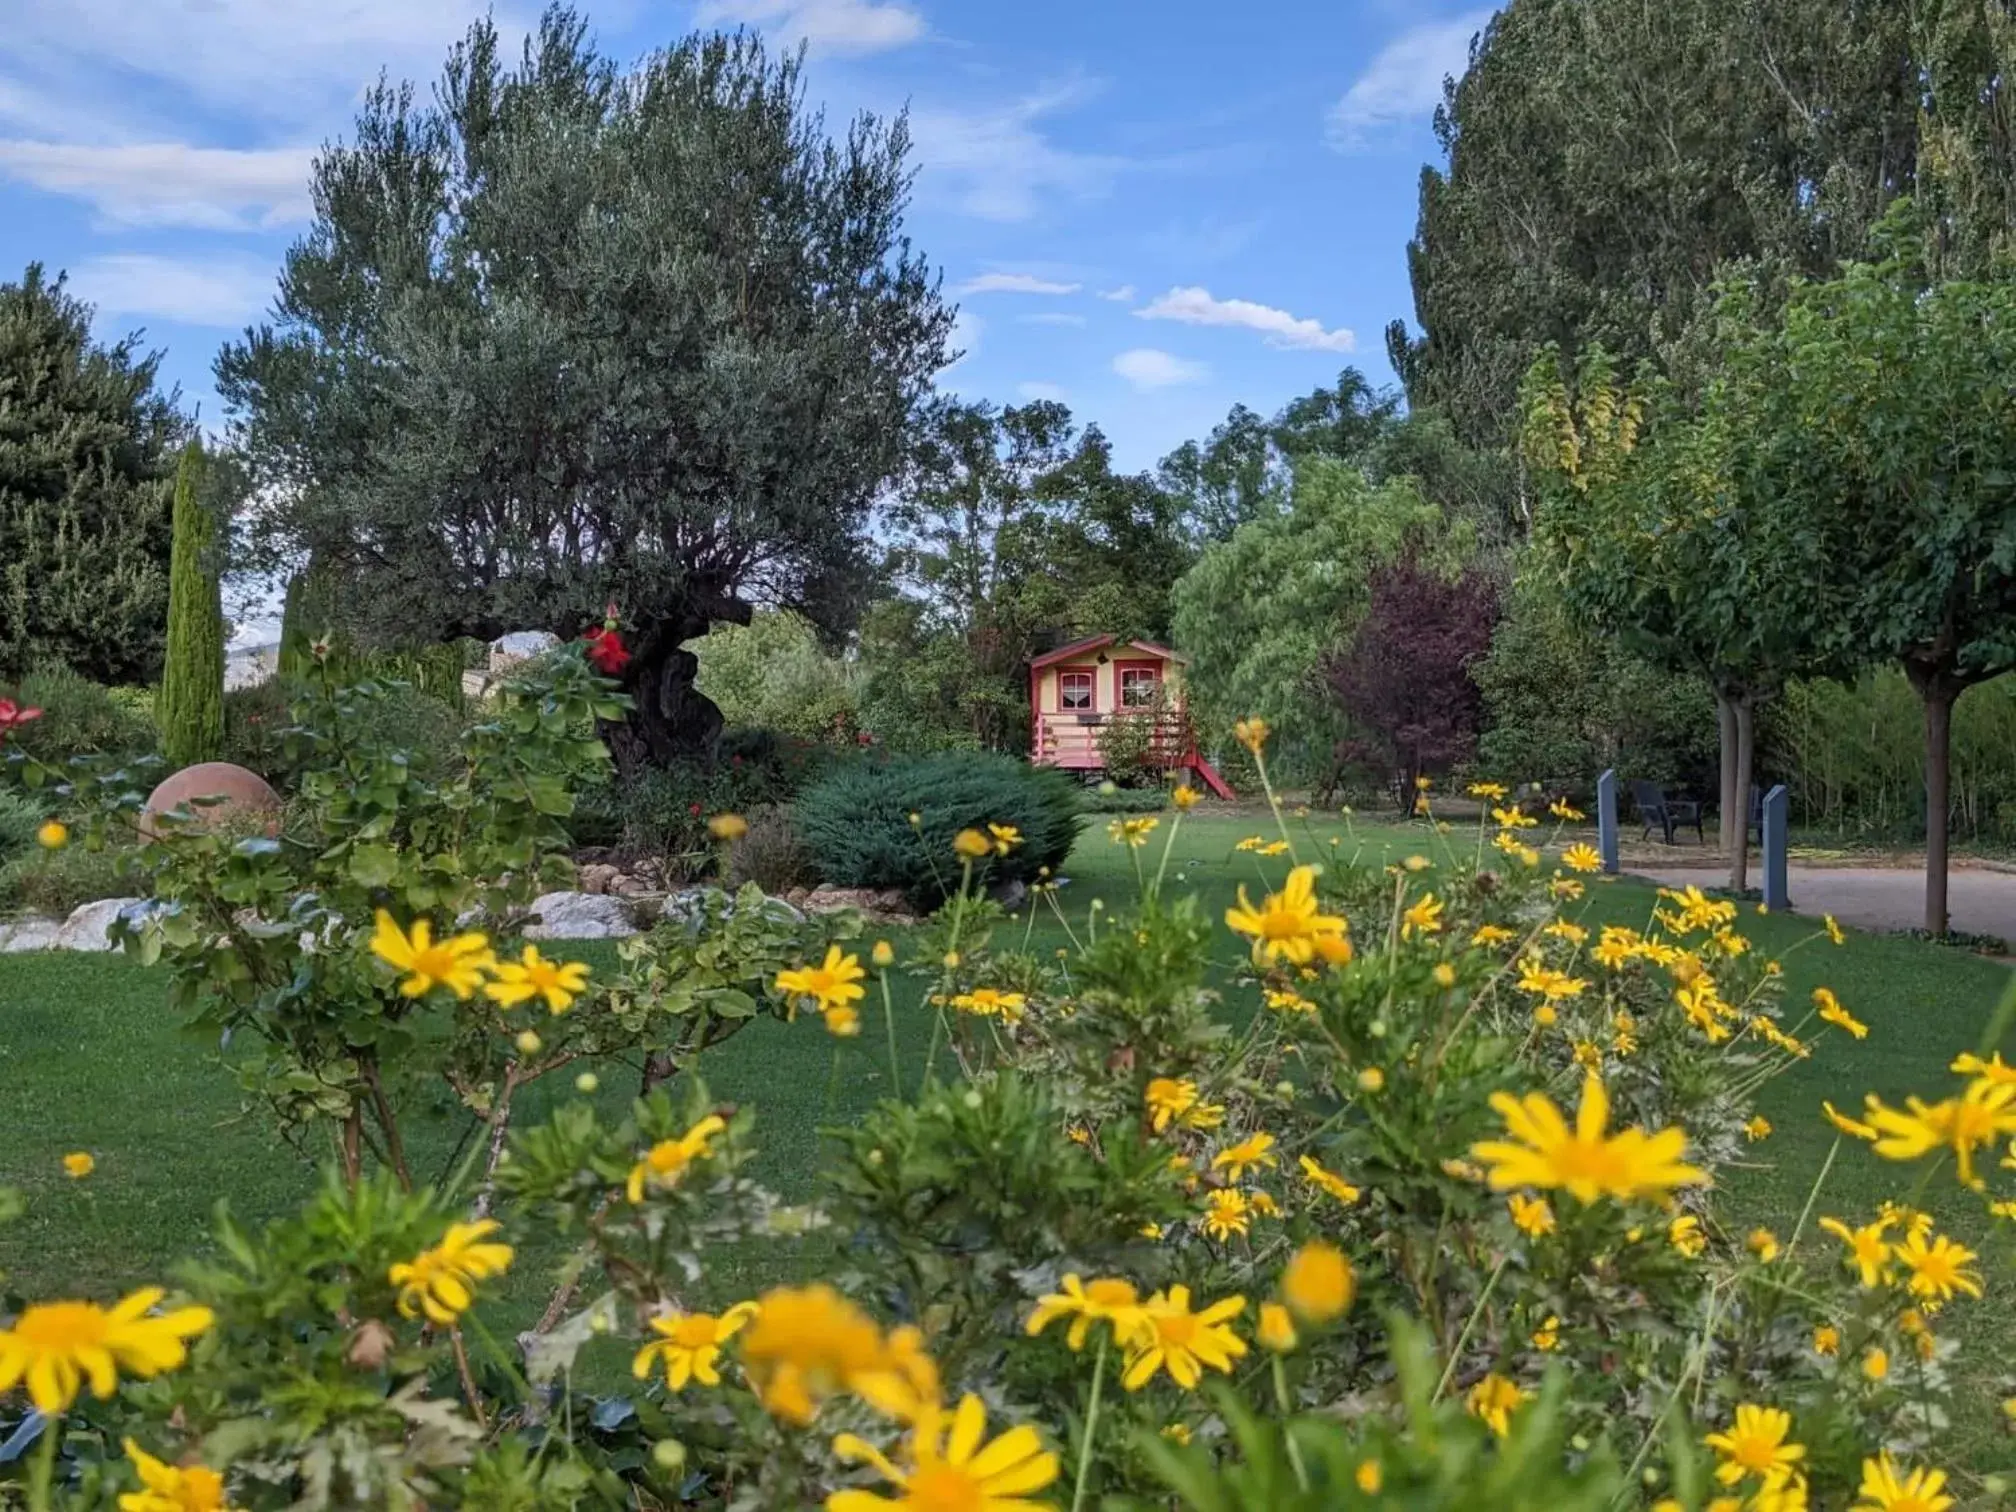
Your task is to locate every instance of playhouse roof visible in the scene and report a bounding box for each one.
[1028,634,1185,672]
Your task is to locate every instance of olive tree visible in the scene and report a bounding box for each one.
[218,9,952,768]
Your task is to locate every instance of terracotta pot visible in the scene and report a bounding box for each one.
[141,762,282,841]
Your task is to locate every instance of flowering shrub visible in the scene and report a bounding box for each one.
[0,711,2004,1510]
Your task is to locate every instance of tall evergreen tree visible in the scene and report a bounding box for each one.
[1391,0,1927,448]
[0,264,185,684]
[158,441,225,768]
[218,11,951,768]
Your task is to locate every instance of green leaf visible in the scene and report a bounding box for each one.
[348,844,401,888]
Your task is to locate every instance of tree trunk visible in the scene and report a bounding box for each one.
[1729,693,1754,895]
[603,591,751,773]
[1715,691,1740,855]
[1920,682,1956,936]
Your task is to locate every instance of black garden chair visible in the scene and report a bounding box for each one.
[1629,778,1705,846]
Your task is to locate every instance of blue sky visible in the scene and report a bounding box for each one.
[0,0,1495,474]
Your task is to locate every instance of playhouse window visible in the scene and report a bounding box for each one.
[1059,671,1094,710]
[1119,666,1161,707]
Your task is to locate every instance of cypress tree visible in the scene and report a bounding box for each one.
[158,441,225,767]
[0,264,183,683]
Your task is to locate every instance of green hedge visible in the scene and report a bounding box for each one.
[0,665,157,765]
[795,752,1084,906]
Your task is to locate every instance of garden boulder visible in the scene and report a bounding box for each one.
[54,897,147,952]
[522,890,640,940]
[0,917,62,953]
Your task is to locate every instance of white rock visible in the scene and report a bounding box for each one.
[489,630,560,672]
[0,917,63,952]
[523,891,639,940]
[54,898,146,952]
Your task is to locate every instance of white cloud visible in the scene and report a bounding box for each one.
[911,82,1125,222]
[694,0,925,56]
[1019,312,1086,327]
[1135,285,1355,353]
[1,0,522,131]
[1112,348,1207,390]
[1017,381,1069,403]
[1326,10,1490,149]
[69,253,276,328]
[0,140,313,229]
[957,272,1082,296]
[1098,284,1135,303]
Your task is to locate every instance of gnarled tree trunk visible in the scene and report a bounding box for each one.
[602,588,752,773]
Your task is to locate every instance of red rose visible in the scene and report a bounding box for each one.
[688,802,702,816]
[0,699,43,738]
[582,626,630,676]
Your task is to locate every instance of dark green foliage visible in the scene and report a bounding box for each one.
[1080,785,1169,815]
[0,835,141,917]
[344,683,465,781]
[1766,671,2016,847]
[795,752,1083,905]
[220,678,293,783]
[1474,578,1718,796]
[0,665,156,764]
[158,442,225,768]
[218,13,951,764]
[1393,0,1950,446]
[0,789,44,868]
[0,264,186,683]
[571,739,817,872]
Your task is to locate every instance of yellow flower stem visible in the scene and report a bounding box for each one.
[880,970,903,1101]
[921,864,977,1089]
[1149,809,1184,899]
[1069,1331,1109,1512]
[1431,1254,1508,1403]
[462,1307,533,1404]
[821,1036,845,1126]
[1974,966,2016,1058]
[1786,1135,1841,1252]
[920,1001,950,1089]
[1270,1355,1311,1490]
[452,1326,491,1432]
[1040,884,1086,952]
[1254,747,1299,866]
[1127,834,1146,894]
[1618,1279,1728,1494]
[28,1415,56,1512]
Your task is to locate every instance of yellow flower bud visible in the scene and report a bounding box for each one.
[515,1029,542,1056]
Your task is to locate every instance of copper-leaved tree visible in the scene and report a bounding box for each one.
[1327,557,1499,812]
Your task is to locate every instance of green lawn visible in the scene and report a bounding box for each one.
[3,807,2014,1453]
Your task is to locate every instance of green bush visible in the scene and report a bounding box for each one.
[693,610,859,742]
[1080,784,1170,814]
[220,677,295,783]
[347,681,464,779]
[0,789,47,867]
[0,838,140,917]
[1,663,158,764]
[725,804,815,892]
[1767,668,2016,846]
[794,752,1083,905]
[1473,578,1717,799]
